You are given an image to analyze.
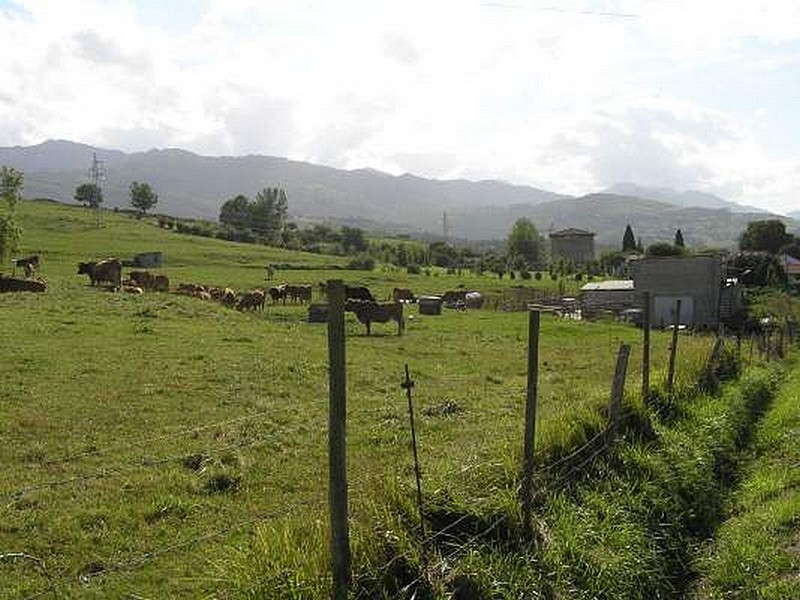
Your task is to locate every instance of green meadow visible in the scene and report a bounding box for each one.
[0,200,778,598]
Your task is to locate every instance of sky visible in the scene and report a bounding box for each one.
[0,0,798,215]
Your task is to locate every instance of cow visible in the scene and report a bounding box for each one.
[177,283,207,296]
[220,287,237,307]
[345,299,404,336]
[345,285,375,302]
[129,270,156,289]
[392,287,416,304]
[465,291,484,309]
[237,289,266,311]
[286,284,312,304]
[12,255,39,278]
[78,258,123,288]
[269,284,288,304]
[441,290,483,310]
[0,275,47,293]
[152,275,170,292]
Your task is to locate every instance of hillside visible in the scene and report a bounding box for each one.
[604,182,767,214]
[2,140,793,247]
[450,193,795,249]
[0,140,566,230]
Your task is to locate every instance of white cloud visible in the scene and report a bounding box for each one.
[0,0,798,214]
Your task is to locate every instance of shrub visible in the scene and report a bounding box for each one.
[535,272,543,280]
[346,255,375,271]
[407,263,421,275]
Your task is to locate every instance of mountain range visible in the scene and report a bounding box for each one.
[1,139,795,248]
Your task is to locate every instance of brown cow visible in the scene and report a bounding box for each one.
[392,287,416,303]
[345,300,404,336]
[177,283,207,296]
[237,289,265,311]
[129,270,155,289]
[0,275,47,293]
[78,258,122,288]
[152,275,170,292]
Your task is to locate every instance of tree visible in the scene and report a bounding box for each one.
[622,224,636,252]
[0,166,23,263]
[251,188,288,241]
[739,220,792,254]
[506,217,542,266]
[674,229,685,247]
[646,242,686,257]
[219,194,251,229]
[129,181,158,216]
[341,226,368,253]
[74,183,103,208]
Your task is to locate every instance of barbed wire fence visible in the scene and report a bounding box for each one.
[3,296,739,599]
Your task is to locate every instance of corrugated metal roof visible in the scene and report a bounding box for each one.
[581,280,635,291]
[784,254,800,274]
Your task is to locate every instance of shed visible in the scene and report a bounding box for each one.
[633,255,735,328]
[783,254,800,280]
[580,280,635,316]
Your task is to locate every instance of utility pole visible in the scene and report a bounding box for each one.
[88,153,106,228]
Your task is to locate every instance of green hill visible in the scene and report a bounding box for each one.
[451,193,796,248]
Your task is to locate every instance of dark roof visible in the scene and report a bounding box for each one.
[549,227,595,238]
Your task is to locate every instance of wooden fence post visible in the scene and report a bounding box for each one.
[641,291,651,401]
[521,310,540,536]
[666,299,682,396]
[608,344,631,440]
[327,279,350,600]
[701,336,725,392]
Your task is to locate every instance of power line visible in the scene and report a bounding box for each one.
[482,2,639,19]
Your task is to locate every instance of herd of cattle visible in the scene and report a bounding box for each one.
[1,256,482,336]
[71,258,488,336]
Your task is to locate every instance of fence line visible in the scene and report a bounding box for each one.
[391,515,508,599]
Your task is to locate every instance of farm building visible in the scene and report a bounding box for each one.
[580,280,635,317]
[782,254,800,283]
[633,255,743,328]
[549,228,595,267]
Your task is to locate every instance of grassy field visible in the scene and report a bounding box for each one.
[1,200,732,598]
[693,357,800,599]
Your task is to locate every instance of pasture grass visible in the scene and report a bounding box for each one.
[0,199,743,597]
[693,355,800,599]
